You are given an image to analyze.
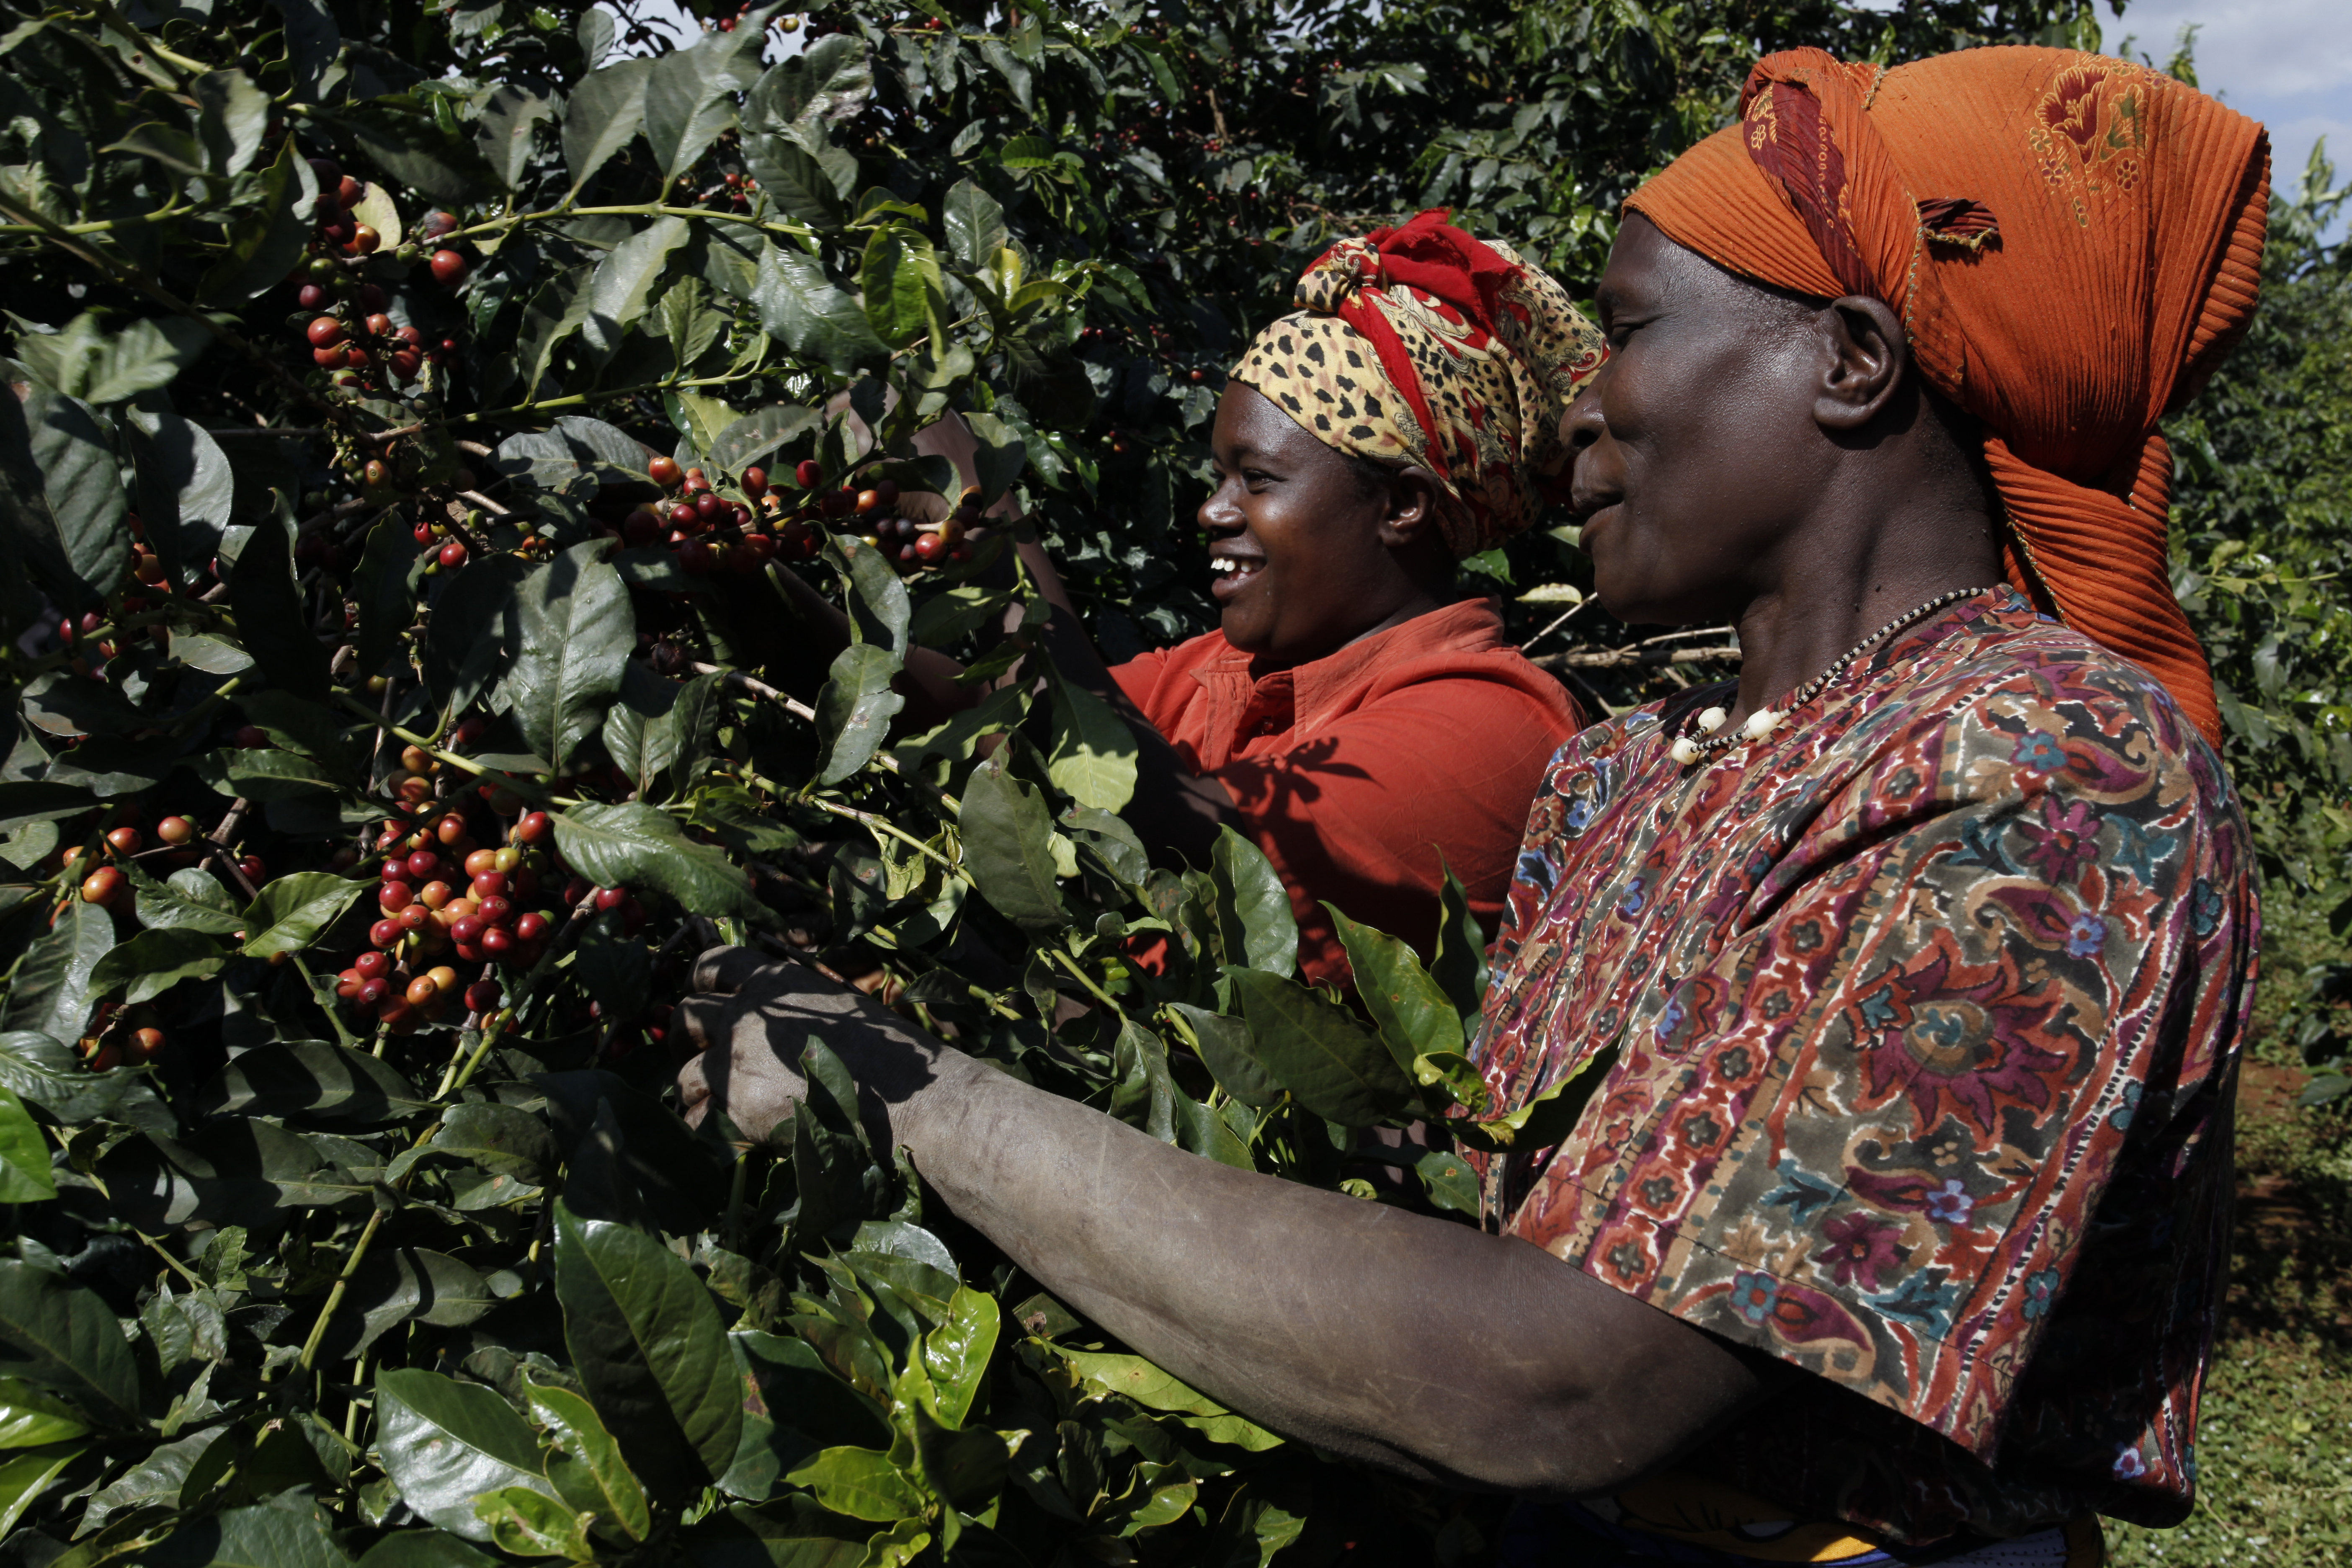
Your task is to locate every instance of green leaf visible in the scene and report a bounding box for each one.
[374,1367,557,1541]
[1429,865,1489,1026]
[659,275,723,370]
[0,1441,83,1537]
[146,1488,353,1567]
[960,410,1027,509]
[553,802,768,925]
[553,1202,744,1499]
[431,1101,558,1182]
[1045,674,1138,812]
[168,632,252,675]
[1223,967,1416,1127]
[561,59,652,194]
[20,388,129,607]
[1168,1003,1282,1110]
[831,535,911,657]
[0,1032,134,1124]
[911,1402,1007,1511]
[228,501,330,701]
[87,927,229,1006]
[0,782,95,834]
[355,1530,504,1568]
[1210,827,1298,979]
[475,84,556,190]
[1416,1148,1481,1217]
[1326,905,1465,1075]
[525,1376,652,1541]
[351,514,427,678]
[921,1285,999,1429]
[496,542,633,769]
[754,242,889,372]
[122,407,231,590]
[812,642,906,787]
[134,867,245,936]
[0,1260,142,1430]
[582,215,691,364]
[644,37,741,183]
[958,756,1066,931]
[601,661,678,798]
[239,870,364,958]
[14,315,210,406]
[0,898,111,1044]
[742,133,850,227]
[780,1447,924,1522]
[191,67,271,176]
[221,747,343,802]
[0,1086,52,1203]
[708,405,820,477]
[941,178,1008,273]
[0,1375,92,1447]
[423,553,529,713]
[860,227,942,349]
[475,1486,592,1560]
[319,1248,496,1363]
[197,1042,430,1125]
[199,137,315,304]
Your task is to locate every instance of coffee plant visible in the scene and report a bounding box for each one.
[0,0,1651,1560]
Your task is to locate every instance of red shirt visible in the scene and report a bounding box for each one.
[1111,598,1581,983]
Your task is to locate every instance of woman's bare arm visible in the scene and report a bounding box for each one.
[677,949,1788,1496]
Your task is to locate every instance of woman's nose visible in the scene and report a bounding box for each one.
[1198,477,1243,530]
[1560,379,1606,452]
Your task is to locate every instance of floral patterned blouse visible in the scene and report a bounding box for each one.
[1467,588,2258,1546]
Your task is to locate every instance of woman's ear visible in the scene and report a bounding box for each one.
[1812,295,1908,434]
[1378,467,1444,551]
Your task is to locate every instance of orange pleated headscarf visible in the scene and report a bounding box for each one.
[1627,46,2269,747]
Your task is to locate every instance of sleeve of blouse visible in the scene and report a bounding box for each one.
[1502,689,2256,1460]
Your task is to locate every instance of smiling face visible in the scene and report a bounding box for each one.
[1564,214,1836,627]
[1201,385,1450,662]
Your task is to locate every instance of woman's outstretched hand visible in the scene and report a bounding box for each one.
[673,946,967,1142]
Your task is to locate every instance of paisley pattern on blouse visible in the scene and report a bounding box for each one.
[1467,588,2257,1546]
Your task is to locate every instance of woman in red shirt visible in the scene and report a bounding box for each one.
[807,213,1601,979]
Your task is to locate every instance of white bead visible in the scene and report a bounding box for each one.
[1696,705,1728,734]
[1668,736,1702,766]
[1742,707,1782,739]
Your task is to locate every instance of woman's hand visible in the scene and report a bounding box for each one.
[673,946,968,1143]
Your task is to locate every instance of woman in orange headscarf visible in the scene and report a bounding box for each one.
[680,46,2267,1568]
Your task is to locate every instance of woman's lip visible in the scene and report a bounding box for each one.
[1210,560,1265,602]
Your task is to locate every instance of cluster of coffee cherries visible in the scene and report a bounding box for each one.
[67,810,227,914]
[610,456,984,577]
[616,457,789,577]
[288,160,468,395]
[74,1002,168,1072]
[338,783,550,1034]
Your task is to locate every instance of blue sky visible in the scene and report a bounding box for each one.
[2107,0,2352,220]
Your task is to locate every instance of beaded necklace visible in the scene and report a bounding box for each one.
[1666,586,1994,767]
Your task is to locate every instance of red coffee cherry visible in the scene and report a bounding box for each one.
[648,456,681,487]
[429,249,469,286]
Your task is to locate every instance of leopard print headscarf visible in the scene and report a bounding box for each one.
[1230,210,1605,557]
